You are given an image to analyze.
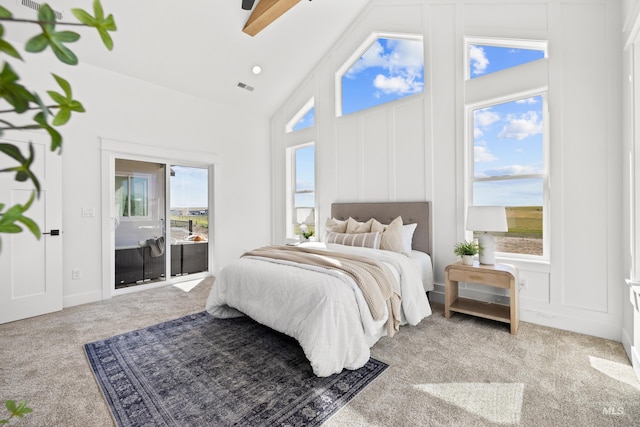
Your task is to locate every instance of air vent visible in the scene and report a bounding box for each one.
[237,82,255,92]
[20,0,63,20]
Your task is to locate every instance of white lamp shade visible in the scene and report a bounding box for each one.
[295,207,315,225]
[466,206,508,232]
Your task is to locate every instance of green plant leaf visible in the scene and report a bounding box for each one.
[0,25,22,60]
[33,112,62,152]
[46,75,84,126]
[52,108,70,126]
[49,40,78,65]
[18,213,40,238]
[71,9,96,26]
[52,74,71,98]
[37,4,56,30]
[71,0,117,51]
[0,6,13,18]
[0,143,40,195]
[4,401,15,412]
[25,34,49,53]
[25,5,81,65]
[0,63,35,113]
[54,31,80,44]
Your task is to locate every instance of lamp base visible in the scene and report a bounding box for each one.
[477,232,496,264]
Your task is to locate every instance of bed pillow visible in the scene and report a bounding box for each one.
[325,231,382,249]
[371,216,405,253]
[402,223,418,254]
[345,217,373,234]
[325,217,347,233]
[372,218,417,254]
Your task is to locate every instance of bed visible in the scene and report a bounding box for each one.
[205,201,433,377]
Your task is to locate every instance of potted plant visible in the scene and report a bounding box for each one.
[454,240,481,265]
[298,224,314,243]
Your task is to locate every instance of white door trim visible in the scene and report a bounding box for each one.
[99,137,219,300]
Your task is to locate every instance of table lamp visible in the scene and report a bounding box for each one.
[465,206,508,264]
[295,207,315,242]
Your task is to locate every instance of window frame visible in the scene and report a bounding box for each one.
[464,37,548,81]
[286,142,316,240]
[285,97,315,133]
[115,172,152,220]
[335,31,424,117]
[464,35,550,261]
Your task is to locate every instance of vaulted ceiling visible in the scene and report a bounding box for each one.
[9,0,371,118]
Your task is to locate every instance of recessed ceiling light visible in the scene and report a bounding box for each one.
[252,65,262,75]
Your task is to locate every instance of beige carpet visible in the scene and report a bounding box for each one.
[1,278,639,426]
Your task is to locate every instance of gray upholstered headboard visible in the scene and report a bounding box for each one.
[330,201,432,255]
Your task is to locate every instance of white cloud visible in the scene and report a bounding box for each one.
[373,74,423,95]
[474,127,483,139]
[499,111,542,140]
[346,38,424,96]
[516,97,538,105]
[483,164,541,176]
[474,108,500,127]
[469,45,489,75]
[474,145,497,163]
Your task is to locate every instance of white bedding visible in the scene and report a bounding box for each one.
[205,243,432,377]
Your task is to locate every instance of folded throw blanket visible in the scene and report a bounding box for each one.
[146,236,165,257]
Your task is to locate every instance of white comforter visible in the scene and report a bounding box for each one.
[205,243,432,377]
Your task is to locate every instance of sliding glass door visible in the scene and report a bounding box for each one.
[169,165,209,277]
[114,159,166,289]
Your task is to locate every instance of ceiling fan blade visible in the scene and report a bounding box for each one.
[242,0,256,10]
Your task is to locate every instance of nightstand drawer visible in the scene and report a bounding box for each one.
[448,268,511,288]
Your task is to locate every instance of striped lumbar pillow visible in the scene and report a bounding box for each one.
[326,231,382,249]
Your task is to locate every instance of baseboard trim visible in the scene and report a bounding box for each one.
[429,288,621,341]
[63,290,103,308]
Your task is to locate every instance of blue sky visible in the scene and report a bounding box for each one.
[342,37,424,115]
[470,44,545,207]
[292,42,546,208]
[170,166,208,208]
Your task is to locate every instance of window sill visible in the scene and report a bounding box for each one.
[496,255,550,273]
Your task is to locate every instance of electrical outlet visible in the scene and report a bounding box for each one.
[72,269,81,280]
[519,278,527,290]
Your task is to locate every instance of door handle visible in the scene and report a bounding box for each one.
[43,229,60,236]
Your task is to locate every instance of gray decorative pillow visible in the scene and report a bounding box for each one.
[326,231,382,249]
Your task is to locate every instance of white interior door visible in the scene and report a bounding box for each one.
[0,134,62,324]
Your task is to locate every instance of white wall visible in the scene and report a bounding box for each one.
[8,48,272,307]
[271,0,624,340]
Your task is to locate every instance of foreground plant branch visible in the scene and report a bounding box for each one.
[0,0,116,251]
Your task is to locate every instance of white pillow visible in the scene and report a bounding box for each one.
[402,223,418,254]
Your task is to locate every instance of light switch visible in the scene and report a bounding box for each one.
[82,207,95,217]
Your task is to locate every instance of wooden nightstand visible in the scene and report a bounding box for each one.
[445,260,519,334]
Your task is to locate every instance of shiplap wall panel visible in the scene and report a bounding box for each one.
[464,2,548,31]
[394,98,426,200]
[556,2,609,312]
[336,116,361,200]
[362,109,391,200]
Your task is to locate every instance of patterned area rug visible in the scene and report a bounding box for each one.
[85,312,387,426]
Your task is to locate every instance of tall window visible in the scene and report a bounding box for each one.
[466,38,548,258]
[337,34,424,116]
[470,95,546,256]
[287,144,315,239]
